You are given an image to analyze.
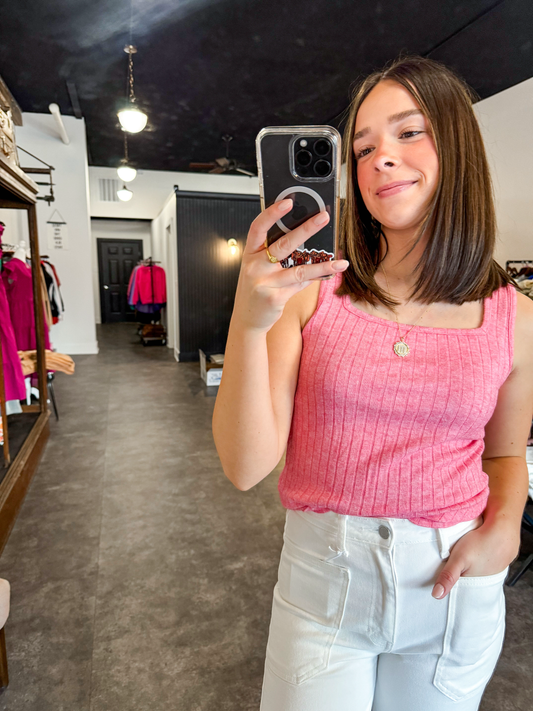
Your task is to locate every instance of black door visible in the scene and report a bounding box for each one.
[97,239,143,322]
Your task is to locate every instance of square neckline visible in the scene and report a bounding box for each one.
[339,275,493,335]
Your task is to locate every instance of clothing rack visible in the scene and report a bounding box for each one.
[130,258,167,346]
[136,257,161,305]
[506,260,533,276]
[506,260,533,268]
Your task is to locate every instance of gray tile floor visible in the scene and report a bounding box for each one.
[0,322,531,710]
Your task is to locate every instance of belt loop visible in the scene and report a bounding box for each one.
[436,527,450,559]
[338,514,349,557]
[328,514,349,559]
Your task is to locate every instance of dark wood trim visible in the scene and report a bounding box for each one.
[0,412,50,556]
[0,337,9,465]
[0,200,29,210]
[28,204,47,411]
[20,405,40,414]
[0,160,38,203]
[0,627,8,690]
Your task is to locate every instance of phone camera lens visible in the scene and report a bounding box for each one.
[314,159,331,177]
[296,149,312,167]
[314,139,331,157]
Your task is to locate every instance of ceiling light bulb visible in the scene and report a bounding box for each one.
[117,106,148,133]
[117,184,133,201]
[117,164,137,182]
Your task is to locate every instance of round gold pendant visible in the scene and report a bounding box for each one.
[393,340,410,357]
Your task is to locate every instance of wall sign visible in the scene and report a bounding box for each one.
[47,210,68,250]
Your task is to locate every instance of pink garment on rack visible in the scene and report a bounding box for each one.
[131,265,166,305]
[2,258,51,351]
[0,276,26,401]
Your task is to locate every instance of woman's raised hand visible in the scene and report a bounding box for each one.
[233,198,349,333]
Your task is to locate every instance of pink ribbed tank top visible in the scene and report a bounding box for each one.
[278,272,517,527]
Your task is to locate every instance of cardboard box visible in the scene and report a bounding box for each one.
[199,349,223,386]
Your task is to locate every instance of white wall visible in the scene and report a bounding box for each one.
[91,218,152,324]
[151,194,179,358]
[89,166,259,220]
[12,113,98,354]
[474,77,533,267]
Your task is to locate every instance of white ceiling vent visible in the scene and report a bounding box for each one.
[98,178,119,202]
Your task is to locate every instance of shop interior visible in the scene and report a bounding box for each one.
[0,1,532,709]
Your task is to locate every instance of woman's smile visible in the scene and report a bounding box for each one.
[376,180,418,198]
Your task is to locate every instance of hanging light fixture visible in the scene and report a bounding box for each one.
[227,238,238,256]
[117,133,137,182]
[117,44,148,133]
[117,184,133,201]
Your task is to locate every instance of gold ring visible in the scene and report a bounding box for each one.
[264,239,278,263]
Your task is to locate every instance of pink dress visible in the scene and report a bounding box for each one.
[2,258,51,351]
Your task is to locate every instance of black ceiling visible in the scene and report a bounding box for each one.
[0,0,531,173]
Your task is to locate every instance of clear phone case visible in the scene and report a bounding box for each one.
[255,126,341,268]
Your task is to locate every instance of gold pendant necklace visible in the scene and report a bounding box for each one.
[381,266,431,358]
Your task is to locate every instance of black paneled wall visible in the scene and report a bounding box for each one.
[175,189,260,361]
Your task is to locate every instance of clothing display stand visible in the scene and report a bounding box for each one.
[132,258,167,347]
[0,136,50,555]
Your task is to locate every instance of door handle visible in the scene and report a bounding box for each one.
[103,285,109,289]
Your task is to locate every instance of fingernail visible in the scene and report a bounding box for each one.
[432,583,445,599]
[278,198,292,211]
[332,260,349,271]
[313,211,329,226]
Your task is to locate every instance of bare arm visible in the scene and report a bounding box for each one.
[432,290,533,598]
[212,200,348,490]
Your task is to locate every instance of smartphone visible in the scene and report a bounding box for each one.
[255,126,341,269]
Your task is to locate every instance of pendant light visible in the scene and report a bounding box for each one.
[117,44,148,133]
[117,184,133,201]
[117,133,137,182]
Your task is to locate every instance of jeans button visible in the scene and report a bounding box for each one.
[378,525,390,539]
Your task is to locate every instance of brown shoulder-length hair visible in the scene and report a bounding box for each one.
[336,54,514,309]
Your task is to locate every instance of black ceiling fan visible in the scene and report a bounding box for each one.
[189,134,255,176]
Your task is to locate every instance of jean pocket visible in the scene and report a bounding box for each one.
[433,567,508,702]
[265,537,350,685]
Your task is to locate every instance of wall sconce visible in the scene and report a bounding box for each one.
[227,238,238,256]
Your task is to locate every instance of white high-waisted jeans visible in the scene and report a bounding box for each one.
[260,509,508,711]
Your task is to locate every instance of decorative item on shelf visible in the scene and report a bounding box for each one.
[117,184,133,202]
[227,238,237,255]
[117,44,148,134]
[0,108,19,170]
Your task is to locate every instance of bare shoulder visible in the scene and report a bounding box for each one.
[286,278,323,331]
[512,290,533,370]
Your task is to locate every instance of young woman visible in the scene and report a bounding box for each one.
[212,55,533,711]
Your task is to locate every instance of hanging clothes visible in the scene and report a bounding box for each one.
[130,264,166,305]
[2,258,51,351]
[40,259,64,324]
[0,275,26,401]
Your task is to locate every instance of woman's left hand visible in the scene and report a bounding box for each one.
[431,518,520,599]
